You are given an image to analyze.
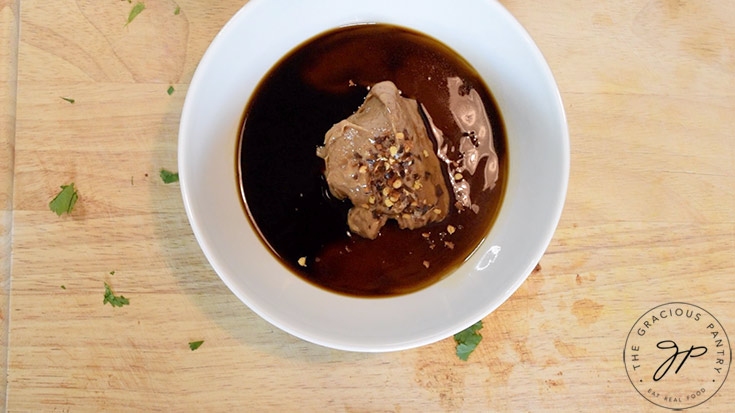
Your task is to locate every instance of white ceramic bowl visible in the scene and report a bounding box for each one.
[179,0,569,351]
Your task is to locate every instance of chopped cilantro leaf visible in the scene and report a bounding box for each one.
[125,2,145,27]
[174,6,180,15]
[103,282,130,307]
[454,320,483,361]
[49,183,79,216]
[189,340,204,351]
[60,285,66,290]
[110,271,115,275]
[160,168,179,183]
[167,86,175,95]
[60,97,75,104]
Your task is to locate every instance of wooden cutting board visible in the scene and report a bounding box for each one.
[1,0,734,411]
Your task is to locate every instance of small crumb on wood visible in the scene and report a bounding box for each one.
[534,263,542,272]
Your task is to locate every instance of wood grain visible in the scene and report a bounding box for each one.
[1,0,19,409]
[4,0,735,411]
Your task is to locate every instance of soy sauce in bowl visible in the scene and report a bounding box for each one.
[238,24,507,296]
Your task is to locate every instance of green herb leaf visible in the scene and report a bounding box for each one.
[103,282,130,307]
[160,168,179,184]
[188,340,204,351]
[60,97,75,104]
[110,270,115,275]
[174,6,180,15]
[49,183,79,216]
[60,285,66,290]
[454,320,483,361]
[125,2,145,27]
[167,86,175,95]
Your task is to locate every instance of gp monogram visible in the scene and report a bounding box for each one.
[624,302,731,410]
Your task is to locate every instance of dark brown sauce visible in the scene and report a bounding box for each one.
[238,24,507,297]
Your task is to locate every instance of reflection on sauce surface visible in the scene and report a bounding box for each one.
[239,24,507,296]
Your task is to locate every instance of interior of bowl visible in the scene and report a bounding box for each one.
[178,0,569,352]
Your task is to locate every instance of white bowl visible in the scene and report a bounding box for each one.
[179,0,569,351]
